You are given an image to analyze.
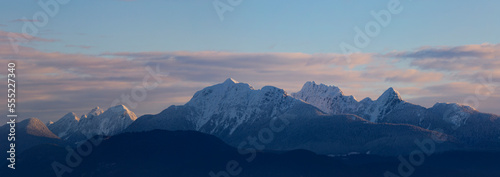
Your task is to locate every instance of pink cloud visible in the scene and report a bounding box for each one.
[384,69,443,83]
[363,64,443,83]
[2,43,499,122]
[65,44,92,49]
[0,30,56,44]
[388,43,500,72]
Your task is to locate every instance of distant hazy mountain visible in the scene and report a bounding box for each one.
[292,81,500,149]
[0,118,66,162]
[126,78,459,155]
[48,105,137,143]
[3,130,500,177]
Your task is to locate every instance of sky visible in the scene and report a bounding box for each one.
[0,0,499,124]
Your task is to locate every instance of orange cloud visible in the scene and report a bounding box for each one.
[2,43,499,122]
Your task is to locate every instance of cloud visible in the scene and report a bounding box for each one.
[386,71,443,83]
[103,51,381,85]
[65,44,92,49]
[0,48,386,123]
[362,67,443,83]
[388,43,500,72]
[0,45,173,123]
[386,43,500,88]
[0,30,56,45]
[2,43,500,124]
[401,82,500,115]
[391,43,500,59]
[400,82,499,98]
[105,51,374,68]
[425,82,481,95]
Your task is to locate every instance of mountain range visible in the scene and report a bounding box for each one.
[292,81,500,148]
[47,105,137,143]
[124,78,499,154]
[4,78,500,176]
[0,78,500,176]
[33,78,500,155]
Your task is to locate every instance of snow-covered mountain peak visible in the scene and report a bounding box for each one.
[48,112,81,138]
[87,106,104,117]
[77,105,137,137]
[360,97,373,103]
[49,106,138,141]
[186,79,254,106]
[262,85,287,95]
[184,79,299,133]
[100,104,138,121]
[292,82,412,122]
[61,112,80,122]
[298,81,344,97]
[431,102,477,128]
[432,102,476,112]
[376,87,403,103]
[292,81,359,114]
[356,87,406,122]
[109,104,130,113]
[223,78,239,84]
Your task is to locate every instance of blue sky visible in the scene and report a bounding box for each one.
[1,0,499,54]
[0,0,499,123]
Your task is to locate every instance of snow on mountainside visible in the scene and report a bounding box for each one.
[84,106,105,118]
[48,105,137,142]
[48,112,80,138]
[291,81,359,115]
[360,87,406,122]
[430,102,476,128]
[127,78,308,135]
[78,105,137,138]
[185,78,299,134]
[291,81,499,126]
[126,78,463,155]
[292,82,407,122]
[292,81,500,143]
